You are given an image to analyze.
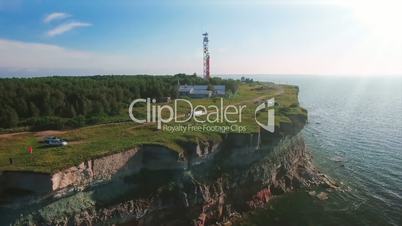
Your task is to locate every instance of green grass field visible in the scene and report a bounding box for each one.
[0,83,306,173]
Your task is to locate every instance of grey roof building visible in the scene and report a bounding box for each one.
[213,85,226,96]
[178,85,225,98]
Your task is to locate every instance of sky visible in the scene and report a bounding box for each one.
[0,0,401,77]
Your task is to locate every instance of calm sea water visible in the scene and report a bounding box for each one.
[1,76,401,225]
[243,75,402,226]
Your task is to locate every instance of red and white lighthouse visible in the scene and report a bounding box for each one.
[202,32,210,80]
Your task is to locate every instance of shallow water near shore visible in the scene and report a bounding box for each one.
[240,75,402,226]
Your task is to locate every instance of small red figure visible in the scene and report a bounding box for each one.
[27,146,33,154]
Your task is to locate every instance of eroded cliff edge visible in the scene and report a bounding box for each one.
[5,85,339,226]
[12,124,337,226]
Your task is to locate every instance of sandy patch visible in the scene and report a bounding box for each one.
[0,132,29,139]
[34,130,67,139]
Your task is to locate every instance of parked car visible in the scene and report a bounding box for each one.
[44,137,68,146]
[44,136,58,143]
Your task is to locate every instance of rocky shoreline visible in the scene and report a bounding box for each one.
[1,90,340,225]
[9,131,337,226]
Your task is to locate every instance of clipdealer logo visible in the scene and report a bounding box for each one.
[254,98,275,133]
[128,98,275,132]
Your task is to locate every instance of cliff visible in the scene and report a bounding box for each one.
[11,129,336,226]
[1,84,336,225]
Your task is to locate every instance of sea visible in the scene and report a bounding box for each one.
[1,75,401,226]
[238,75,402,226]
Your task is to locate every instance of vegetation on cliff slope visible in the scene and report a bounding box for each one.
[0,80,306,173]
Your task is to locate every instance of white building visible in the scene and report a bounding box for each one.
[178,85,226,98]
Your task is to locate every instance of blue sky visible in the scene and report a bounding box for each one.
[0,0,401,76]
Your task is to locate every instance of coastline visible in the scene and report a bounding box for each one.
[0,82,338,225]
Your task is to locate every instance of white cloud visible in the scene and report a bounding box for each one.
[47,22,92,37]
[43,12,70,23]
[0,39,129,74]
[0,39,197,76]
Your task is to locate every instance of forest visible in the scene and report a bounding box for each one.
[0,74,239,130]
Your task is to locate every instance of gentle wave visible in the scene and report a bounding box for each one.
[260,76,402,226]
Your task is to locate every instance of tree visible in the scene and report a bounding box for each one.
[0,75,243,129]
[207,83,215,91]
[29,102,40,117]
[0,106,19,128]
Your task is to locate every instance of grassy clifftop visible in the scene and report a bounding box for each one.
[0,83,306,173]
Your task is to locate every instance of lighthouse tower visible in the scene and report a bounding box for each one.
[202,33,210,80]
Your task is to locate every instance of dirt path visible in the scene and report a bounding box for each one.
[0,132,29,139]
[34,130,67,138]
